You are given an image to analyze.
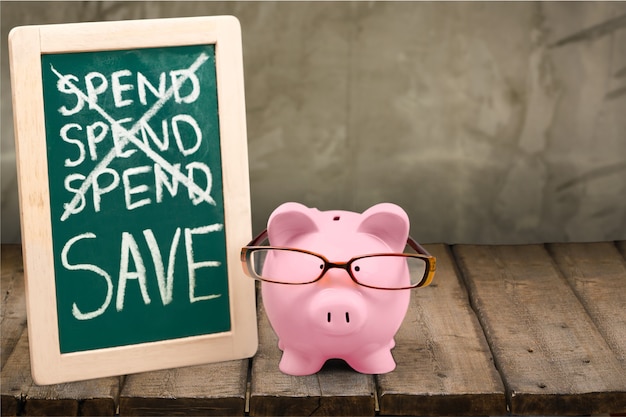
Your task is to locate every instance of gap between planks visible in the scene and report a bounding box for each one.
[452,243,626,415]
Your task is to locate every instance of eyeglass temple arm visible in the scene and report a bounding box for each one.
[407,236,433,258]
[247,229,269,247]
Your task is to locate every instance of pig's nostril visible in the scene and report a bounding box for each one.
[326,312,352,324]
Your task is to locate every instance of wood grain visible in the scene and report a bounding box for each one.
[1,246,119,416]
[119,359,248,416]
[1,245,27,370]
[617,240,626,258]
[376,244,506,415]
[1,245,27,416]
[454,244,626,415]
[548,242,626,366]
[3,243,625,415]
[1,331,119,416]
[38,16,226,53]
[248,288,376,416]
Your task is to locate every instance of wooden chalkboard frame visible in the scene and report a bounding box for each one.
[8,16,257,384]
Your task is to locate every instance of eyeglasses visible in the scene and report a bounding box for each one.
[240,230,436,290]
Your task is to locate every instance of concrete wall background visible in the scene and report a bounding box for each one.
[2,1,625,244]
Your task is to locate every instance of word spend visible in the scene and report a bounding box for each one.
[52,53,215,221]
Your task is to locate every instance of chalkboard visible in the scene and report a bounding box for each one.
[9,16,257,384]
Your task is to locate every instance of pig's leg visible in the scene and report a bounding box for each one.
[279,348,325,376]
[346,347,396,374]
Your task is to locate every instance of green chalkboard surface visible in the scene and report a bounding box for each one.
[41,44,230,353]
[9,16,257,384]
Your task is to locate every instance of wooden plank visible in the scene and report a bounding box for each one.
[376,244,506,416]
[549,242,626,366]
[1,245,27,416]
[1,244,27,370]
[249,288,376,416]
[119,359,248,416]
[1,245,119,416]
[1,330,119,416]
[617,240,626,258]
[454,244,626,415]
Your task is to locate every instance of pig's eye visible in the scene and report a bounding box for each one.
[319,264,324,270]
[354,265,361,272]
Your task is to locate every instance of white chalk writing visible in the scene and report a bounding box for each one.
[51,51,225,321]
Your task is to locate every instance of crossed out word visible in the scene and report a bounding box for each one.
[51,52,217,222]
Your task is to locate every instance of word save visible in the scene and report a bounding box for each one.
[62,224,224,321]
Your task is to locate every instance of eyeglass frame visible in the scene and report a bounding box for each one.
[240,229,436,290]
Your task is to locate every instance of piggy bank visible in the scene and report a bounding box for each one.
[261,202,413,375]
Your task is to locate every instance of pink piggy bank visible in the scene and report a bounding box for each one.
[242,202,434,376]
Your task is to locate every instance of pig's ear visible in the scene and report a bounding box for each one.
[357,203,410,252]
[267,202,319,246]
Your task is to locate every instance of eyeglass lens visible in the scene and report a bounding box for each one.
[249,249,324,284]
[351,255,427,288]
[248,249,428,289]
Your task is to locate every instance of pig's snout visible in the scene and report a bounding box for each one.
[309,289,366,336]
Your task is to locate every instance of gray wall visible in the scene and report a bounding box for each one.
[2,1,625,244]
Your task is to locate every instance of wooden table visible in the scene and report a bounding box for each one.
[2,242,625,416]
